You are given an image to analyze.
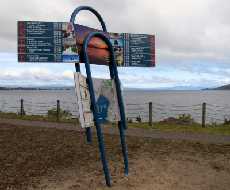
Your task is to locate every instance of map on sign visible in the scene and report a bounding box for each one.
[17,21,155,67]
[74,72,120,128]
[18,21,79,62]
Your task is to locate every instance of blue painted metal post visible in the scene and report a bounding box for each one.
[70,6,107,31]
[111,64,129,175]
[70,6,108,144]
[82,32,129,185]
[107,37,129,176]
[118,121,129,176]
[71,6,129,185]
[82,33,111,187]
[108,60,129,176]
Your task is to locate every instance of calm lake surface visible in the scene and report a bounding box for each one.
[0,89,230,123]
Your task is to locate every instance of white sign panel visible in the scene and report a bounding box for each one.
[74,72,120,128]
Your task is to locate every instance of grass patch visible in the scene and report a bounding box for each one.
[128,122,230,135]
[0,111,78,124]
[1,112,230,136]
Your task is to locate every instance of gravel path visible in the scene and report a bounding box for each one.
[0,118,230,144]
[1,119,230,189]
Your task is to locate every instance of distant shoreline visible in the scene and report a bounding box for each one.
[202,83,230,90]
[0,87,73,91]
[0,86,229,91]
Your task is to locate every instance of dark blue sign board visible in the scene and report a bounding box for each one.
[18,21,155,67]
[123,33,155,66]
[18,21,79,62]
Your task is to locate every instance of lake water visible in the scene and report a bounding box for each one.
[0,89,230,124]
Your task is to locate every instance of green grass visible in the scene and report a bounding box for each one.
[1,112,230,136]
[0,112,78,123]
[128,122,230,135]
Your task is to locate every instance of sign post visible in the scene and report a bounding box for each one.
[17,5,155,187]
[81,32,129,186]
[70,6,108,143]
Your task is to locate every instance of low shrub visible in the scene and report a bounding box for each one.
[47,108,72,120]
[136,115,142,123]
[160,114,194,125]
[224,117,230,125]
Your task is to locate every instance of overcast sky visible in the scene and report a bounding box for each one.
[0,0,230,88]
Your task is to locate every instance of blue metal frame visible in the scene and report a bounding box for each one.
[70,6,107,143]
[82,32,129,186]
[70,6,107,31]
[70,6,129,186]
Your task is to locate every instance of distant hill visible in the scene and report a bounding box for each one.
[204,84,230,90]
[125,86,204,91]
[0,86,74,90]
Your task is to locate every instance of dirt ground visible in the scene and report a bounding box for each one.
[0,123,230,190]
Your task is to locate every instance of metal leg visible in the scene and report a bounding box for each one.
[118,121,129,176]
[81,32,130,186]
[85,127,92,143]
[95,123,111,186]
[71,8,114,187]
[75,63,92,144]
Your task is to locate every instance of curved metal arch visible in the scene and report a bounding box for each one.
[70,6,108,143]
[69,7,129,185]
[82,32,129,182]
[70,6,107,32]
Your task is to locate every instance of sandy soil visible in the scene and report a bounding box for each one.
[0,123,230,190]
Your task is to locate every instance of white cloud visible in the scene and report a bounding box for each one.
[0,66,75,85]
[1,1,230,88]
[0,59,230,88]
[0,0,230,63]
